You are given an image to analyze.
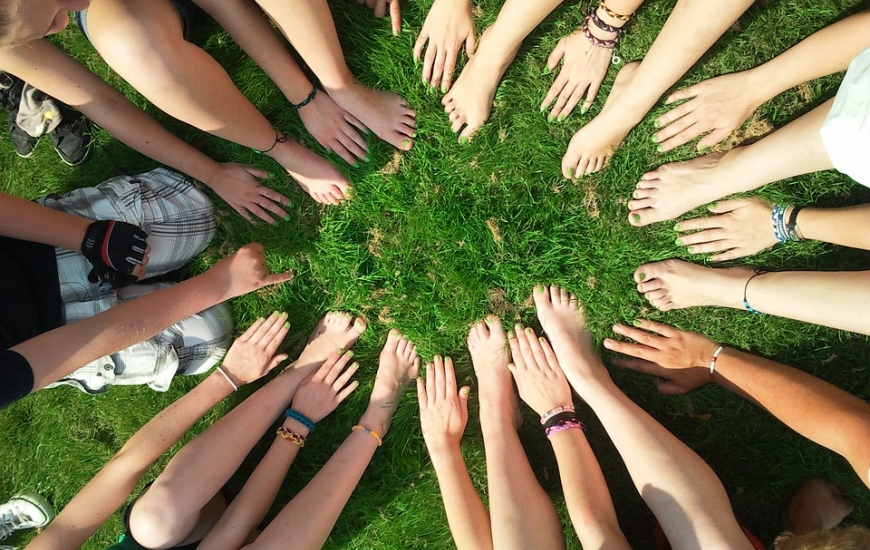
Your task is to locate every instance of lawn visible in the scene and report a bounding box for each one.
[2,0,870,548]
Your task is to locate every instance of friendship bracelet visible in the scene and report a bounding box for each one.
[540,405,575,425]
[542,411,580,431]
[771,204,788,244]
[352,424,383,446]
[276,426,306,447]
[742,271,765,315]
[545,418,586,439]
[589,8,624,35]
[253,130,289,154]
[582,15,619,49]
[292,85,317,110]
[598,0,633,21]
[709,344,726,382]
[785,205,805,242]
[215,366,238,392]
[284,409,316,433]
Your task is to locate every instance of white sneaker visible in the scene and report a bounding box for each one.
[0,493,55,541]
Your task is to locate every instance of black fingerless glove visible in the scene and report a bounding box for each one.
[80,220,147,288]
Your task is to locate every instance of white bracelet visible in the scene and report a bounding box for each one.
[709,345,726,375]
[216,366,238,391]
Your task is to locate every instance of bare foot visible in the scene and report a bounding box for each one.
[327,83,416,151]
[271,139,351,205]
[467,316,521,429]
[532,285,604,383]
[782,478,855,535]
[561,61,639,178]
[634,259,754,311]
[359,329,420,435]
[441,28,518,142]
[293,312,367,373]
[628,148,745,226]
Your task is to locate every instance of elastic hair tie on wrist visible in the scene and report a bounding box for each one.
[216,366,238,391]
[293,85,317,110]
[352,424,383,446]
[253,130,289,154]
[709,344,726,382]
[284,409,316,433]
[742,270,766,315]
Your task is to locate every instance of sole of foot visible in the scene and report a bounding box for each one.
[294,312,367,372]
[628,150,737,226]
[467,316,522,430]
[359,329,420,435]
[275,141,351,205]
[561,61,640,179]
[441,28,518,142]
[634,259,754,311]
[328,84,416,151]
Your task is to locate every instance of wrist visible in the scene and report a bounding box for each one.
[424,435,462,455]
[282,417,311,438]
[743,66,779,109]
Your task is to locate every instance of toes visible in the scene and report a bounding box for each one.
[484,315,505,337]
[395,334,409,356]
[384,329,402,352]
[558,286,569,304]
[352,316,367,335]
[533,284,552,311]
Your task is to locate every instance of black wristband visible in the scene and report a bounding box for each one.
[81,220,147,288]
[542,411,579,431]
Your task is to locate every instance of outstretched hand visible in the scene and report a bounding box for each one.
[603,319,718,371]
[207,242,293,301]
[414,0,476,92]
[358,0,401,36]
[291,350,359,423]
[417,355,469,453]
[507,324,573,417]
[675,198,778,261]
[204,162,291,225]
[610,357,711,394]
[221,312,291,386]
[298,91,369,165]
[541,30,612,121]
[654,71,763,152]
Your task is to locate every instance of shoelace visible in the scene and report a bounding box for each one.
[0,506,33,539]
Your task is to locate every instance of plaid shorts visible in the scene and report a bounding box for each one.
[39,169,233,394]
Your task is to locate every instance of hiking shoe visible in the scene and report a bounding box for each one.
[50,107,93,166]
[0,493,55,541]
[0,73,37,158]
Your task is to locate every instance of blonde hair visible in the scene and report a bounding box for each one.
[773,526,870,550]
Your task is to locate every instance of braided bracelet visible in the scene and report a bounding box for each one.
[590,8,624,34]
[583,15,619,49]
[545,418,586,439]
[292,85,317,110]
[598,0,633,21]
[276,426,306,447]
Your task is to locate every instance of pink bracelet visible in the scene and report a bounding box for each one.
[545,419,585,439]
[540,405,575,425]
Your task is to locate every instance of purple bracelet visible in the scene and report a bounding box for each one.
[545,419,586,439]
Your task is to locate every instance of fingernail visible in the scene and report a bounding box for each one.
[656,145,664,152]
[268,171,276,178]
[364,155,371,162]
[353,162,359,168]
[539,105,546,113]
[674,238,681,246]
[651,135,659,143]
[542,66,551,75]
[653,120,660,129]
[411,131,417,138]
[632,319,643,327]
[434,354,442,361]
[460,386,470,396]
[547,114,555,123]
[351,362,360,370]
[441,84,447,93]
[402,139,411,149]
[557,114,566,122]
[426,363,433,370]
[672,224,680,231]
[346,350,355,358]
[603,339,613,349]
[283,215,291,221]
[272,310,279,317]
[538,336,547,343]
[632,213,641,222]
[507,330,515,338]
[580,105,589,115]
[507,363,515,372]
[460,137,468,145]
[351,380,360,387]
[637,272,646,281]
[337,348,345,354]
[257,317,265,323]
[281,311,288,318]
[698,145,707,152]
[566,168,574,178]
[686,246,693,253]
[283,321,290,329]
[525,327,533,335]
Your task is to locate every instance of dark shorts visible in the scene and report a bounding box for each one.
[74,0,196,44]
[0,349,34,410]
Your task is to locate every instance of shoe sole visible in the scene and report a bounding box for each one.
[11,493,55,527]
[14,149,35,159]
[55,141,93,167]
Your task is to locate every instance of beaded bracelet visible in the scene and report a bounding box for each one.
[276,426,306,447]
[540,405,575,425]
[771,204,788,244]
[598,0,633,21]
[742,271,765,315]
[352,424,383,446]
[292,85,317,110]
[542,410,580,431]
[545,418,586,439]
[284,409,316,433]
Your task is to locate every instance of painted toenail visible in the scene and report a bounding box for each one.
[637,272,646,281]
[632,213,641,222]
[632,319,643,327]
[566,168,574,178]
[460,137,468,145]
[651,135,658,143]
[403,139,411,149]
[535,286,545,293]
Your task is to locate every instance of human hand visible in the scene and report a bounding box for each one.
[207,243,292,301]
[507,324,573,417]
[81,220,151,286]
[357,0,401,36]
[414,0,476,92]
[675,198,778,261]
[609,356,711,394]
[291,350,359,422]
[602,319,718,372]
[298,90,369,165]
[221,312,291,386]
[204,162,291,225]
[417,355,469,453]
[540,29,612,121]
[654,71,763,152]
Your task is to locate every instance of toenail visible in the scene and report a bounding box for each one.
[566,168,574,178]
[632,213,641,222]
[460,137,468,145]
[535,286,545,293]
[402,139,411,149]
[632,319,643,327]
[651,135,658,143]
[637,272,646,281]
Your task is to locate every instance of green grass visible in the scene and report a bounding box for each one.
[2,0,870,548]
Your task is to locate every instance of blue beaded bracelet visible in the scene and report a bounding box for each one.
[284,409,316,433]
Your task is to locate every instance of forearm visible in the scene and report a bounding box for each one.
[548,429,629,550]
[745,11,870,103]
[480,0,564,54]
[25,372,231,550]
[715,348,870,487]
[0,193,89,251]
[429,446,493,550]
[13,269,229,390]
[795,204,870,250]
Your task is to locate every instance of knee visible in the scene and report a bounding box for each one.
[128,493,191,548]
[176,302,234,376]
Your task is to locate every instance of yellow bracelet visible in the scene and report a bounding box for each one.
[351,424,382,446]
[276,426,306,447]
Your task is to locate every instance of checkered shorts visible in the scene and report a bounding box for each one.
[39,169,233,394]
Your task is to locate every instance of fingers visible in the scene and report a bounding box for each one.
[664,85,698,106]
[440,48,458,92]
[655,99,695,131]
[617,318,677,339]
[458,386,470,416]
[609,357,668,377]
[322,350,354,385]
[538,337,562,372]
[697,127,731,150]
[545,39,566,75]
[336,377,360,402]
[259,271,293,288]
[267,353,290,372]
[390,0,401,36]
[465,32,477,56]
[237,315,267,343]
[248,311,286,346]
[602,337,658,362]
[434,355,446,402]
[422,41,436,86]
[244,165,271,180]
[431,47,447,92]
[374,0,387,18]
[263,315,291,356]
[413,31,428,62]
[425,361,435,407]
[444,356,457,398]
[416,375,427,411]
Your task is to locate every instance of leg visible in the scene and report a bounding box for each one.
[628,98,835,226]
[252,0,416,151]
[634,259,870,335]
[128,313,366,548]
[85,0,349,204]
[467,318,565,550]
[246,330,419,550]
[441,0,563,141]
[561,0,756,178]
[533,286,753,550]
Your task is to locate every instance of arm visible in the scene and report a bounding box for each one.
[23,315,292,550]
[418,357,493,550]
[604,320,870,488]
[0,192,89,252]
[12,243,290,392]
[796,204,870,251]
